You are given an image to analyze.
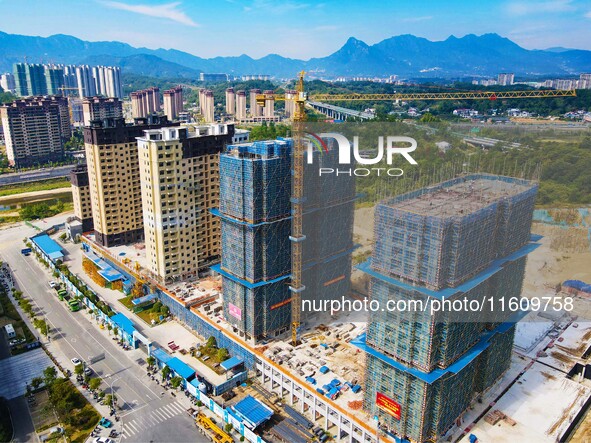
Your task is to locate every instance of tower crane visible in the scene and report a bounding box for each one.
[257,72,577,346]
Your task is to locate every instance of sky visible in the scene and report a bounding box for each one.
[0,0,590,59]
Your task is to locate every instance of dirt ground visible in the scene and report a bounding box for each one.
[526,223,591,292]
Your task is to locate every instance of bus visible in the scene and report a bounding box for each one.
[57,289,67,301]
[68,300,80,312]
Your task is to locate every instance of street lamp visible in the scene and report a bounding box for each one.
[105,375,123,441]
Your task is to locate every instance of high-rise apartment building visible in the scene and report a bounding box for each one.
[0,73,16,93]
[497,73,515,86]
[284,90,296,117]
[44,65,65,95]
[249,89,262,116]
[13,63,47,96]
[235,90,247,120]
[579,73,591,89]
[137,123,235,282]
[70,165,94,232]
[0,96,70,167]
[200,90,214,123]
[76,65,96,98]
[225,88,235,115]
[131,87,160,118]
[357,174,538,442]
[84,115,176,247]
[82,97,123,126]
[263,90,274,118]
[163,86,183,121]
[215,137,355,342]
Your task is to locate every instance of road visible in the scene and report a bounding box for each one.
[0,165,75,187]
[0,224,206,442]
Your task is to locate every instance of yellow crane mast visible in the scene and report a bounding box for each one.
[257,73,577,346]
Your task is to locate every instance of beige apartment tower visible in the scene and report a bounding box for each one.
[137,123,235,282]
[163,86,183,121]
[84,115,176,247]
[225,88,235,115]
[249,89,262,116]
[236,90,247,119]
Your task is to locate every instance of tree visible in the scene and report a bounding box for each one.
[170,376,183,390]
[225,423,233,433]
[160,305,170,317]
[31,377,43,391]
[161,366,171,381]
[88,377,101,391]
[113,326,119,338]
[146,356,156,369]
[107,323,112,335]
[206,336,217,349]
[74,364,84,377]
[217,348,229,362]
[43,366,58,387]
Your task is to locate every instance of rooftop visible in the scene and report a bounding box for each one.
[383,174,535,218]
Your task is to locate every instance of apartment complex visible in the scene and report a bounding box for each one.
[0,96,70,167]
[13,63,122,98]
[358,174,538,442]
[199,89,214,123]
[235,90,247,119]
[497,73,515,86]
[82,97,123,126]
[84,115,176,247]
[0,72,16,93]
[163,86,183,121]
[137,123,235,282]
[131,87,161,118]
[70,165,94,232]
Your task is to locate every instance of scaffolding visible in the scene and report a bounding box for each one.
[371,174,537,290]
[360,174,538,443]
[216,137,357,341]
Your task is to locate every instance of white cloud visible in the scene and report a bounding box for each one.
[101,1,198,27]
[505,0,575,16]
[401,16,433,23]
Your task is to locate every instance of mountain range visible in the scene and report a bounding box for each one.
[1,31,590,79]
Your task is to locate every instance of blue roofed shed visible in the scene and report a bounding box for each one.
[31,234,64,261]
[232,395,274,429]
[151,347,172,364]
[220,356,244,372]
[109,313,136,336]
[167,357,196,382]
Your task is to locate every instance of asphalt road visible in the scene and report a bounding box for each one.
[0,226,205,442]
[8,396,37,443]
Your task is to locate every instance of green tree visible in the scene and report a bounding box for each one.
[74,364,84,377]
[225,423,233,433]
[88,377,101,391]
[170,376,183,390]
[206,336,217,349]
[43,366,58,387]
[161,366,171,380]
[146,356,156,369]
[31,377,43,391]
[217,348,229,361]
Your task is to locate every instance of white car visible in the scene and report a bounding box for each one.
[49,281,58,288]
[71,357,81,366]
[93,438,115,443]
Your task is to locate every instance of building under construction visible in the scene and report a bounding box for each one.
[214,138,355,342]
[356,174,539,443]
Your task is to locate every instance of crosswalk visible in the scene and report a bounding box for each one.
[121,401,186,439]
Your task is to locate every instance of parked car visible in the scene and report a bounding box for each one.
[99,417,112,428]
[93,438,115,443]
[84,367,93,376]
[71,357,81,366]
[48,281,58,289]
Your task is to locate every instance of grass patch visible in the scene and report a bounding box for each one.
[0,397,13,442]
[0,289,37,353]
[0,178,70,197]
[118,296,167,326]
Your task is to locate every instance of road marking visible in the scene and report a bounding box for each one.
[147,414,160,426]
[161,404,178,417]
[170,402,185,414]
[127,421,140,434]
[153,409,168,421]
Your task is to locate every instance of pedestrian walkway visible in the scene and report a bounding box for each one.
[121,401,186,439]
